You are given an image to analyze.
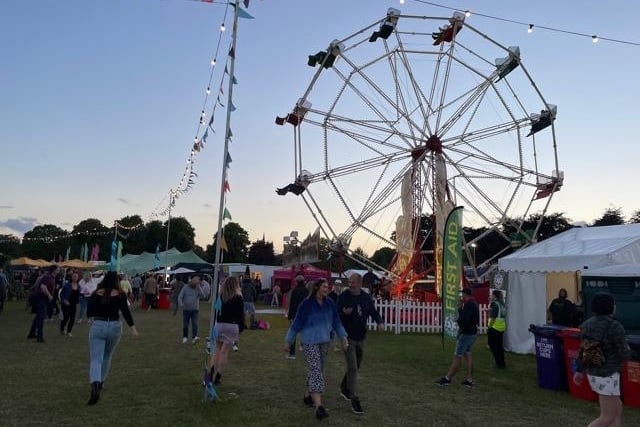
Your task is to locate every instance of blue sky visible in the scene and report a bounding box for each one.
[1,0,639,252]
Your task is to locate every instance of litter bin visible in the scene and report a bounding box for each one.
[558,328,598,402]
[622,335,640,408]
[158,289,171,310]
[529,324,567,391]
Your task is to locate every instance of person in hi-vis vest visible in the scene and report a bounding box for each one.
[488,289,507,369]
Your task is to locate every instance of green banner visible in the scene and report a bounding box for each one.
[442,206,463,339]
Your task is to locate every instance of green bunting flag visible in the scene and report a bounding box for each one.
[223,207,232,221]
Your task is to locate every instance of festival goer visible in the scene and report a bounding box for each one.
[337,273,384,415]
[361,268,378,294]
[130,274,142,303]
[436,287,480,387]
[77,271,93,323]
[286,275,309,360]
[573,293,630,427]
[548,288,574,326]
[119,274,132,300]
[60,271,80,336]
[27,265,57,343]
[170,275,185,316]
[178,276,204,344]
[284,278,349,421]
[488,289,507,369]
[208,276,245,386]
[143,274,158,311]
[200,277,211,302]
[0,266,8,314]
[271,283,281,307]
[86,271,138,405]
[241,275,257,327]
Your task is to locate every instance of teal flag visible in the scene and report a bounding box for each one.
[116,241,123,273]
[109,239,118,272]
[442,206,463,340]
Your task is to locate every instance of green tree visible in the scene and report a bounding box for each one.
[629,210,640,224]
[207,222,250,263]
[248,239,277,265]
[523,212,573,241]
[193,244,210,263]
[22,224,69,260]
[116,215,147,255]
[145,220,165,253]
[370,247,395,269]
[165,216,195,252]
[72,218,111,260]
[593,207,625,227]
[343,247,368,271]
[0,234,22,263]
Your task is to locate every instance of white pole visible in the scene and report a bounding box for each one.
[164,191,173,283]
[210,3,240,334]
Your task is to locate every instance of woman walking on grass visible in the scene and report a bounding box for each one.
[208,276,244,386]
[59,272,80,337]
[86,271,138,405]
[573,293,629,427]
[284,278,349,421]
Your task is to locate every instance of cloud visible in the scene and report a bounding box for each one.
[0,205,14,209]
[117,198,140,207]
[203,203,212,208]
[0,217,39,234]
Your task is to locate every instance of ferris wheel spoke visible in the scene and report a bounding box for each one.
[438,79,493,138]
[441,118,528,147]
[434,43,457,132]
[304,151,411,183]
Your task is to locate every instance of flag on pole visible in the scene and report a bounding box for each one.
[237,7,254,19]
[110,239,118,272]
[65,246,70,261]
[220,236,228,252]
[442,206,464,342]
[116,241,123,273]
[223,207,232,221]
[154,244,161,270]
[80,243,86,262]
[223,180,230,192]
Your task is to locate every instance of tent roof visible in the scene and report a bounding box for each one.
[582,263,640,277]
[119,248,209,275]
[499,224,640,273]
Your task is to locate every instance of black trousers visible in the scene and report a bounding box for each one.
[60,303,77,333]
[488,328,506,368]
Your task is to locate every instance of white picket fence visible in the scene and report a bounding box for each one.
[367,299,489,335]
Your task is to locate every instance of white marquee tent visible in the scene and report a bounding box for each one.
[498,224,640,354]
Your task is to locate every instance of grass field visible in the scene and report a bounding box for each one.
[1,300,638,427]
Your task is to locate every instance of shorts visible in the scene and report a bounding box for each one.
[216,322,239,345]
[454,334,477,356]
[587,372,620,396]
[244,302,256,315]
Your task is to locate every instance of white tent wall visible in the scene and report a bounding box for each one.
[505,272,547,354]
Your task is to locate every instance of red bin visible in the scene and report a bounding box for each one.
[158,289,171,310]
[621,361,640,407]
[558,328,598,402]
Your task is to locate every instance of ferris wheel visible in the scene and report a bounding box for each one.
[275,8,563,292]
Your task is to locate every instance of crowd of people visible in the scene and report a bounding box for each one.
[4,263,632,423]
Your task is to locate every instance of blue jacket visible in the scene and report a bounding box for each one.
[285,297,347,345]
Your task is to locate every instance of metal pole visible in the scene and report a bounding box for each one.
[164,191,173,282]
[210,3,240,334]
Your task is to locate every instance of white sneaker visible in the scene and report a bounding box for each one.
[67,333,73,338]
[192,336,200,344]
[233,344,239,352]
[182,337,188,344]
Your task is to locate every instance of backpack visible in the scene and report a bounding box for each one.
[578,339,605,368]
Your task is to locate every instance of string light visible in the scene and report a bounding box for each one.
[464,10,471,18]
[400,0,405,4]
[411,0,640,46]
[206,87,211,94]
[211,58,216,66]
[220,23,226,32]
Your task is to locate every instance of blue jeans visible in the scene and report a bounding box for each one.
[29,296,47,340]
[183,310,199,338]
[78,295,88,321]
[89,320,122,383]
[454,333,478,356]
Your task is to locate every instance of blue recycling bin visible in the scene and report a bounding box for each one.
[529,324,567,391]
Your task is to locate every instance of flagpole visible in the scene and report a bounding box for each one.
[164,190,174,282]
[210,2,240,334]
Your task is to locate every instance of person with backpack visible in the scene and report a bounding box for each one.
[27,265,58,343]
[488,289,507,369]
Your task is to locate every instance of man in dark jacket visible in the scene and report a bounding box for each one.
[548,288,574,326]
[286,275,308,359]
[337,273,384,415]
[436,287,479,388]
[241,276,257,326]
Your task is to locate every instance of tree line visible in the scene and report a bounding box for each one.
[0,207,638,270]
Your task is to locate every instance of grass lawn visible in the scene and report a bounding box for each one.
[1,300,638,427]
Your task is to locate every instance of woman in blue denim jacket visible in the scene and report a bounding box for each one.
[284,279,348,421]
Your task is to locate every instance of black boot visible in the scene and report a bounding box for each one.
[213,373,222,386]
[88,381,101,405]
